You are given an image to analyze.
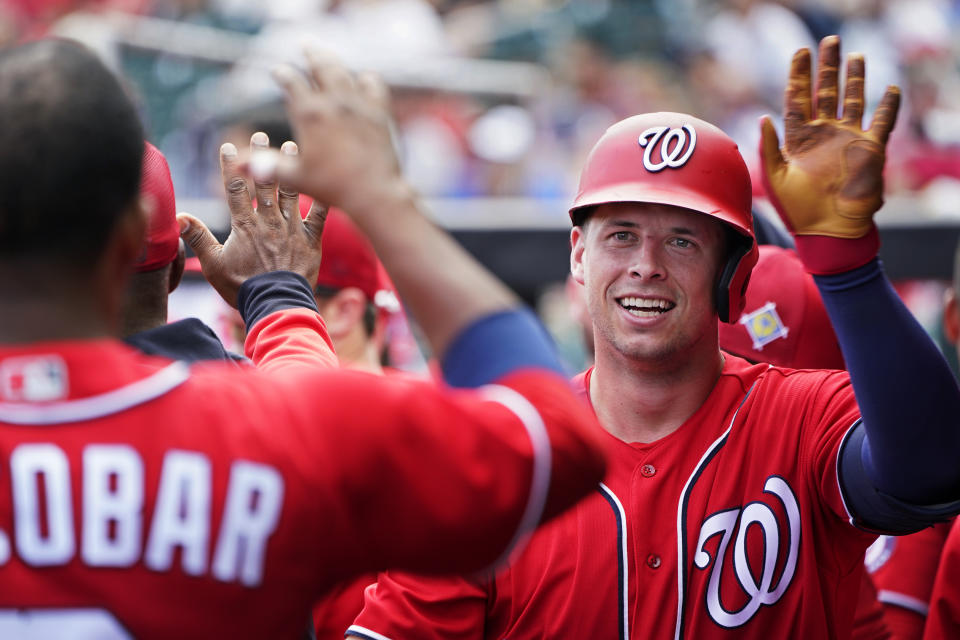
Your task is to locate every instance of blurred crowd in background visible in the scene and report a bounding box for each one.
[5,0,960,217]
[3,0,960,370]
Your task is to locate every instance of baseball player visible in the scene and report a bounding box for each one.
[348,35,960,640]
[302,202,399,374]
[915,239,960,640]
[925,520,960,639]
[0,39,608,638]
[869,523,951,640]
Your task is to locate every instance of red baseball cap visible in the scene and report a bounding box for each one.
[135,142,180,272]
[718,245,845,370]
[300,198,399,313]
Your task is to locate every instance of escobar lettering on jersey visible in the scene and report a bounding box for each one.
[0,443,283,585]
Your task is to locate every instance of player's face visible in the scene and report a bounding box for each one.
[570,203,726,365]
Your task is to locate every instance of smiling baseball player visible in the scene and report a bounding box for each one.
[347,35,960,640]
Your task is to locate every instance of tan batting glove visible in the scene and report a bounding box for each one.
[759,36,900,240]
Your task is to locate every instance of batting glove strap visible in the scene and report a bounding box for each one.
[793,227,880,275]
[839,423,960,535]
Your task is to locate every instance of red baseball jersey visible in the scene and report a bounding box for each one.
[311,365,433,640]
[922,519,960,639]
[315,573,378,639]
[0,308,607,639]
[865,522,951,640]
[351,355,878,639]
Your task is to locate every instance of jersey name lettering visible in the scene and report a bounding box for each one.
[693,475,801,627]
[1,443,284,587]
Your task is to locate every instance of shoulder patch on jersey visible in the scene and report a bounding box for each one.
[0,355,68,402]
[738,302,788,351]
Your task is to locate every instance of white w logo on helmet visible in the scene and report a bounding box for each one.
[637,125,697,172]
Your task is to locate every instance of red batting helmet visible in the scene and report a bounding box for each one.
[135,142,180,272]
[299,199,400,314]
[569,112,758,323]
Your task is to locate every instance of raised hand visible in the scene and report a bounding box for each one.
[251,50,410,220]
[178,132,328,307]
[759,35,900,240]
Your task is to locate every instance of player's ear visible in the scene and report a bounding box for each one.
[117,197,150,268]
[570,226,586,285]
[944,287,960,345]
[168,239,186,294]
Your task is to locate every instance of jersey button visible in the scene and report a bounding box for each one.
[646,554,662,569]
[640,464,656,478]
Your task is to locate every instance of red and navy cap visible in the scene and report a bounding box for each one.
[300,198,400,313]
[718,245,845,370]
[135,142,179,272]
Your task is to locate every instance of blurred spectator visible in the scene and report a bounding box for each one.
[16,0,960,225]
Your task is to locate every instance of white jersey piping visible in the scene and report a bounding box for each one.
[0,362,190,425]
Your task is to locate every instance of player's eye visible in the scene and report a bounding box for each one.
[611,231,633,242]
[671,237,693,249]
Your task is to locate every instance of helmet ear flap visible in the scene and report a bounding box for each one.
[715,232,755,324]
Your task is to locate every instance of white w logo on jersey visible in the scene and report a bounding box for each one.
[693,476,801,628]
[637,125,697,172]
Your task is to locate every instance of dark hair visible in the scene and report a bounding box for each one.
[0,39,144,267]
[570,206,595,229]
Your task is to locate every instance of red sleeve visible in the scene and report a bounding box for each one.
[251,367,608,585]
[923,519,960,640]
[799,370,864,526]
[883,607,925,640]
[868,522,951,636]
[312,573,377,640]
[851,574,892,640]
[244,307,338,372]
[348,571,488,640]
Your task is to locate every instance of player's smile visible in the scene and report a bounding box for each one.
[616,296,676,318]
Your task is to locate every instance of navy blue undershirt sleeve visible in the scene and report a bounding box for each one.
[441,308,567,388]
[817,258,960,530]
[237,271,320,329]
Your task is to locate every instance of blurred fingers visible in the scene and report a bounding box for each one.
[815,35,840,120]
[302,200,329,247]
[250,131,283,225]
[277,140,301,221]
[869,86,901,145]
[759,116,786,181]
[177,213,221,268]
[304,48,356,95]
[220,143,255,227]
[783,48,812,153]
[841,53,865,126]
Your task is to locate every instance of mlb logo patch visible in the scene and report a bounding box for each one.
[0,355,69,402]
[739,302,789,351]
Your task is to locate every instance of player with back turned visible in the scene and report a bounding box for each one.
[0,39,608,638]
[348,36,960,640]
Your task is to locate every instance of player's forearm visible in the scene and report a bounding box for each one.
[344,181,521,360]
[816,258,960,503]
[318,369,607,577]
[239,271,338,372]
